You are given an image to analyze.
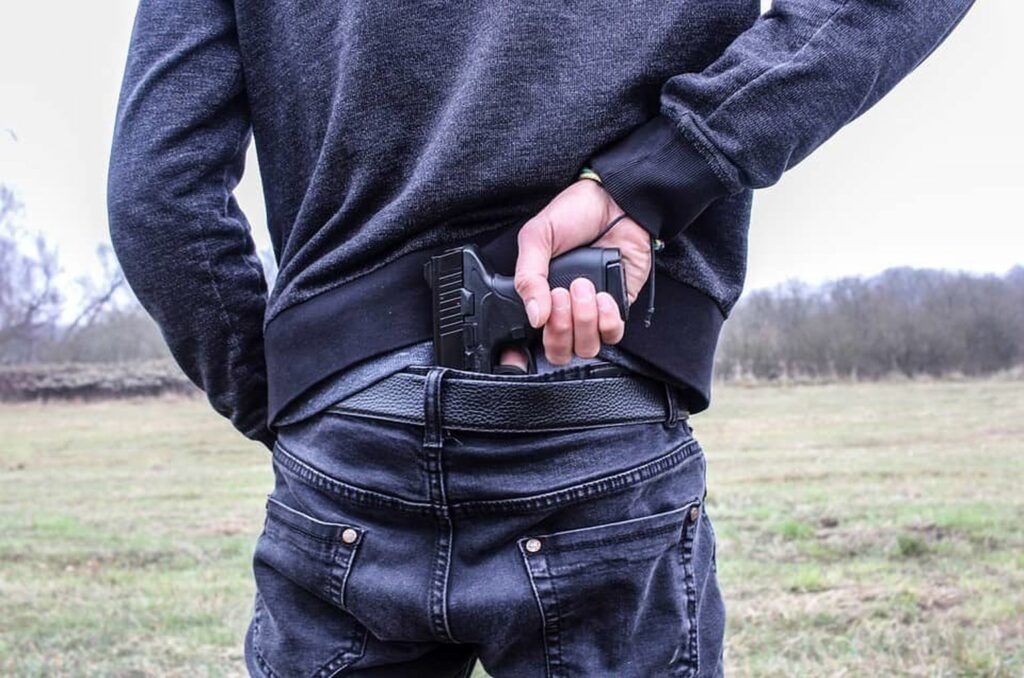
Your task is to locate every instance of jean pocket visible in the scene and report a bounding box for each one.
[251,496,368,678]
[519,501,704,678]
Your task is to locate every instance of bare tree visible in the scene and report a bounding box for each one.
[0,185,63,362]
[62,244,125,340]
[48,248,169,364]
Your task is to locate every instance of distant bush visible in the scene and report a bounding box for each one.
[716,266,1024,381]
[896,535,930,559]
[0,360,195,402]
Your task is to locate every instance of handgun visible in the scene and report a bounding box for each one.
[423,244,629,373]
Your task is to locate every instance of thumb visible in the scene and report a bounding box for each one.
[514,216,555,328]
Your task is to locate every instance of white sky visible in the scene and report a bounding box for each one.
[1,0,1021,292]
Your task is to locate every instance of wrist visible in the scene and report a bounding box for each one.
[578,168,665,253]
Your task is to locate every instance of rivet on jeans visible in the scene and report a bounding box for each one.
[342,528,359,544]
[525,538,542,554]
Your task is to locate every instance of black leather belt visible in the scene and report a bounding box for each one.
[327,363,687,433]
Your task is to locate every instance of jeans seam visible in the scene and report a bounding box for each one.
[424,367,458,643]
[679,513,700,676]
[519,544,561,678]
[337,538,362,612]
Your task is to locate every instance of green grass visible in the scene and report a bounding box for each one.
[1,380,1022,676]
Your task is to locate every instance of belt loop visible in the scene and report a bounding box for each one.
[663,382,679,429]
[423,366,450,448]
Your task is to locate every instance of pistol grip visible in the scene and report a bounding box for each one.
[547,247,629,320]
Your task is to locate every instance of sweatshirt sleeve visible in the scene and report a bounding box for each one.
[107,0,274,448]
[590,0,976,241]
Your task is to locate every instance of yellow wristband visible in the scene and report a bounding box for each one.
[578,167,603,184]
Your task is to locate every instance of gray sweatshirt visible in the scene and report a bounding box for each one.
[108,0,974,446]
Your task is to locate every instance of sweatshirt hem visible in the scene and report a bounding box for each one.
[263,227,725,425]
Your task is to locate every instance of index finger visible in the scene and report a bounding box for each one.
[514,215,556,328]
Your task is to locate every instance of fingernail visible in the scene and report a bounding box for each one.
[526,299,540,327]
[597,294,615,312]
[572,284,593,303]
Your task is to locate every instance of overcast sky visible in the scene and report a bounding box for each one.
[1,1,1021,293]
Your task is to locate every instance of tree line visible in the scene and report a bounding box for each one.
[2,184,1021,383]
[716,266,1024,380]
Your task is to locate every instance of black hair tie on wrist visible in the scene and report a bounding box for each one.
[589,213,657,328]
[594,213,629,242]
[642,235,656,328]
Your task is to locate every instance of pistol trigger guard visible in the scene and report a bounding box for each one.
[489,341,534,375]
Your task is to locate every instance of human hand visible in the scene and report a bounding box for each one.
[499,180,652,370]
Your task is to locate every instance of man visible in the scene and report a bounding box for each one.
[108,0,973,675]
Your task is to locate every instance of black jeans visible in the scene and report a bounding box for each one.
[245,367,725,677]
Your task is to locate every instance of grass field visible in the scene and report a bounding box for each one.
[1,379,1022,676]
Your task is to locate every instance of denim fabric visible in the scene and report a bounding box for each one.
[246,368,725,677]
[107,0,972,445]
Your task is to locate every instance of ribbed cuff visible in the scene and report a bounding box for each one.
[590,115,729,241]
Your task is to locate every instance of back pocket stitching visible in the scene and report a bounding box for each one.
[520,542,569,678]
[677,511,701,677]
[254,499,369,677]
[520,501,700,678]
[255,590,366,678]
[544,521,684,553]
